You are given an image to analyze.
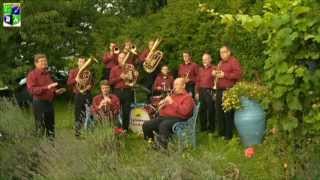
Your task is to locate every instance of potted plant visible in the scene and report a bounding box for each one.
[222,81,269,147]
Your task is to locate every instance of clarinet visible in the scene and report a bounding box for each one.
[102,95,114,126]
[156,88,175,114]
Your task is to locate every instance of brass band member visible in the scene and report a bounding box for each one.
[152,65,174,96]
[123,40,137,65]
[27,53,65,138]
[138,40,160,99]
[213,46,242,140]
[67,57,93,137]
[109,52,135,131]
[195,53,216,132]
[92,80,121,126]
[178,51,199,97]
[142,78,195,149]
[103,43,119,80]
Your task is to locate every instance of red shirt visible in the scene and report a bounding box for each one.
[67,68,79,94]
[91,94,120,115]
[153,73,174,93]
[195,64,216,92]
[217,56,242,89]
[178,62,199,84]
[103,52,118,69]
[123,51,136,65]
[109,65,130,89]
[160,90,195,120]
[138,49,149,63]
[27,68,56,101]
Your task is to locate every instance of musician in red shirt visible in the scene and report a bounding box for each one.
[195,53,216,132]
[152,65,174,96]
[143,78,195,148]
[137,40,160,101]
[27,53,65,138]
[109,52,135,130]
[123,40,138,65]
[67,57,93,137]
[92,80,121,127]
[103,43,119,80]
[213,46,242,139]
[178,51,199,97]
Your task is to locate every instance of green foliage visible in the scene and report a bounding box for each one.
[92,0,265,80]
[203,0,320,136]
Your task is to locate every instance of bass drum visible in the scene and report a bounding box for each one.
[129,104,151,134]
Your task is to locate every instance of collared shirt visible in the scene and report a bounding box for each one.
[27,68,56,101]
[103,52,118,69]
[196,64,216,92]
[91,94,120,115]
[217,56,242,89]
[109,65,130,89]
[160,90,195,120]
[67,68,79,94]
[138,49,149,63]
[153,73,174,93]
[178,62,199,83]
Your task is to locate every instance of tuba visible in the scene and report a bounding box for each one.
[122,47,139,87]
[75,56,98,93]
[143,38,164,73]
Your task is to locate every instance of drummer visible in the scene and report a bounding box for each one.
[152,65,174,96]
[143,78,195,149]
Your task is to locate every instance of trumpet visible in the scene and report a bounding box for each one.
[113,46,120,54]
[124,43,138,55]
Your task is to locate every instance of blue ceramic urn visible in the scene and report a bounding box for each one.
[234,97,266,147]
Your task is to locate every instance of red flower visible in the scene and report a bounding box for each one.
[244,147,255,158]
[114,127,125,135]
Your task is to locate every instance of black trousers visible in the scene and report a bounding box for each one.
[105,68,111,80]
[142,116,182,148]
[198,88,215,132]
[74,92,92,136]
[113,88,134,130]
[215,89,234,139]
[32,99,55,138]
[186,82,195,98]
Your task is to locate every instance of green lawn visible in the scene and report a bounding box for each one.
[1,97,313,179]
[48,97,285,179]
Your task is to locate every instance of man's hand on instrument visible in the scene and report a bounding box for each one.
[55,88,66,95]
[48,82,58,90]
[164,96,173,104]
[120,73,127,80]
[195,93,199,101]
[217,71,224,78]
[156,86,162,90]
[99,101,107,109]
[212,70,217,76]
[104,97,111,104]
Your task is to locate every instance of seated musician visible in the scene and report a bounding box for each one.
[152,65,174,96]
[91,80,121,127]
[142,78,195,149]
